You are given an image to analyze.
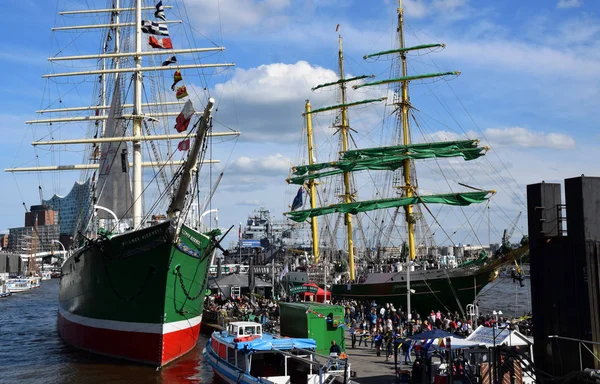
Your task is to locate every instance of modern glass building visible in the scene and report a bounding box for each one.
[43,179,92,236]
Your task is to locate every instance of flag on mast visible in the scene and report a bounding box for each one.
[171,70,183,90]
[279,264,289,280]
[174,100,195,132]
[141,20,169,36]
[291,187,303,211]
[148,36,173,49]
[154,1,166,21]
[177,139,190,151]
[161,55,177,66]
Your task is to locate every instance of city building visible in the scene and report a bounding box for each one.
[43,179,92,238]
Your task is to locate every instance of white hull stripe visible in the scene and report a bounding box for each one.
[58,305,202,334]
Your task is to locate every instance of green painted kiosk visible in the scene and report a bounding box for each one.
[279,302,346,356]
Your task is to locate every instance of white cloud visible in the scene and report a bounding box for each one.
[184,0,291,33]
[397,0,468,19]
[439,37,600,79]
[402,0,429,18]
[211,61,386,143]
[557,0,582,8]
[483,127,576,149]
[236,199,264,206]
[230,154,291,176]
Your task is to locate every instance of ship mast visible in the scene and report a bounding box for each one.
[337,35,356,281]
[304,101,320,263]
[397,0,415,318]
[132,0,143,229]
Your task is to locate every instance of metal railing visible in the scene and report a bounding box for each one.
[548,335,600,370]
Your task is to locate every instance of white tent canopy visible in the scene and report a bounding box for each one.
[466,325,533,347]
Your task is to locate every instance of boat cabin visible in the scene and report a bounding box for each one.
[227,321,262,341]
[208,321,348,383]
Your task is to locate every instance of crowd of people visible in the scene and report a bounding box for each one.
[204,293,532,366]
[330,298,533,363]
[205,294,280,328]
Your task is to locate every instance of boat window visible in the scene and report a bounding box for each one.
[227,347,236,365]
[236,350,247,372]
[245,326,256,335]
[239,328,244,336]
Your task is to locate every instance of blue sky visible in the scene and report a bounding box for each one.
[1,0,599,250]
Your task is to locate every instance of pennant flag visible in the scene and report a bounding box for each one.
[148,36,173,49]
[291,187,303,211]
[154,1,166,21]
[174,100,195,132]
[171,70,183,90]
[162,55,177,66]
[141,20,169,36]
[177,139,190,151]
[279,264,289,280]
[175,85,188,99]
[238,222,242,240]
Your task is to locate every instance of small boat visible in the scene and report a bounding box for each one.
[204,321,350,384]
[28,276,41,288]
[7,278,32,293]
[41,271,52,281]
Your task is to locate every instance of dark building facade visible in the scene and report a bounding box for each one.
[527,176,600,376]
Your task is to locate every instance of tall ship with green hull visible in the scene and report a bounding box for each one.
[285,1,526,316]
[7,0,238,367]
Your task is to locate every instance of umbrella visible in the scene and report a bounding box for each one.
[408,329,464,340]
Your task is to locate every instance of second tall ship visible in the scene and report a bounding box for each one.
[285,2,526,316]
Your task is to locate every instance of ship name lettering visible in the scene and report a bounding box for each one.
[121,228,163,246]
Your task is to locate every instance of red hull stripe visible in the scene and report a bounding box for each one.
[58,306,202,334]
[58,309,202,366]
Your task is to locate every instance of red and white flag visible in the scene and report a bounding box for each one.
[148,36,173,49]
[174,100,195,132]
[177,138,190,151]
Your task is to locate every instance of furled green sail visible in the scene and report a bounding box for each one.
[354,71,460,90]
[288,140,487,185]
[312,75,373,91]
[285,191,493,222]
[363,43,445,59]
[304,98,386,115]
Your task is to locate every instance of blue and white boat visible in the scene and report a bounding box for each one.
[204,321,350,384]
[7,278,32,293]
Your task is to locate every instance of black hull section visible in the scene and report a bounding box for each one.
[331,266,494,315]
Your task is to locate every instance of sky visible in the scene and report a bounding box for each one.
[0,0,599,252]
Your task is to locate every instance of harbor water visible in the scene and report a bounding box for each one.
[0,277,530,383]
[0,279,216,384]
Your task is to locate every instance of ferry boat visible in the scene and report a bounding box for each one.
[7,278,32,293]
[204,321,350,383]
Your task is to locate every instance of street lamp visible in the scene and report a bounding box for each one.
[492,310,503,324]
[200,209,218,229]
